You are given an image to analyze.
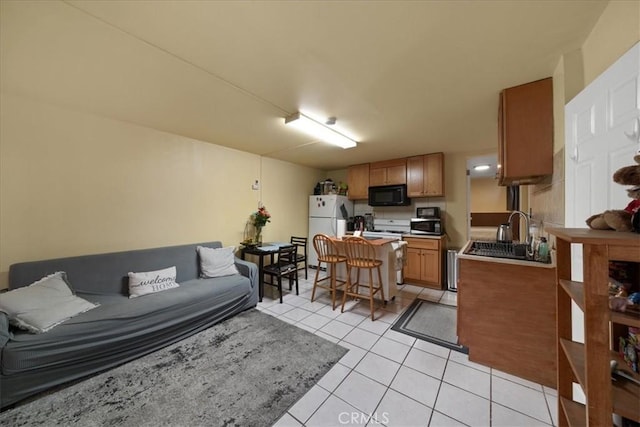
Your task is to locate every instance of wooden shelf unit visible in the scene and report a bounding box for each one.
[548,228,640,427]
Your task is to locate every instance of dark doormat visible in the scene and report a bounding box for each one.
[391,298,468,354]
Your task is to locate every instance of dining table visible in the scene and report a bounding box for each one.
[240,242,293,302]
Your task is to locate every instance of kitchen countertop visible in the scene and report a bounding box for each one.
[345,233,445,241]
[332,236,398,246]
[457,240,556,269]
[401,234,445,240]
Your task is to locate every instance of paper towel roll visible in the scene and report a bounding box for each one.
[337,219,347,238]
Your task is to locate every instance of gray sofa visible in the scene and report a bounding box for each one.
[0,241,258,409]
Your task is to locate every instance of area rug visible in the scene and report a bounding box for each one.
[0,309,348,426]
[391,298,468,353]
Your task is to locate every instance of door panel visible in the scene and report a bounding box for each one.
[565,42,639,283]
[421,250,439,284]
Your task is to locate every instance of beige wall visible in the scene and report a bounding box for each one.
[0,94,322,288]
[470,178,506,213]
[528,0,640,240]
[581,0,640,88]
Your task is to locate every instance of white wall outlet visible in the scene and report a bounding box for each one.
[251,180,260,190]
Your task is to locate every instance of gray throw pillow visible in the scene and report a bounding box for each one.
[0,272,98,334]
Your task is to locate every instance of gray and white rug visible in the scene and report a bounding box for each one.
[0,309,347,426]
[391,298,468,353]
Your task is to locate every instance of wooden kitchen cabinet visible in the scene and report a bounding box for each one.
[498,77,553,185]
[403,237,443,289]
[457,251,557,387]
[347,163,370,200]
[369,158,407,186]
[407,152,445,197]
[548,228,640,427]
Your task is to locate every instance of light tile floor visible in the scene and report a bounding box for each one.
[259,273,557,427]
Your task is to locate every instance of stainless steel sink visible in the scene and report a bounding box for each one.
[465,241,531,261]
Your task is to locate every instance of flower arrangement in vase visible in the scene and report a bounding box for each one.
[250,206,271,244]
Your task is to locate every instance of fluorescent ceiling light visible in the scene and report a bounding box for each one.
[473,164,491,171]
[284,112,357,149]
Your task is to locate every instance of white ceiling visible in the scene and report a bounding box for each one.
[1,1,607,170]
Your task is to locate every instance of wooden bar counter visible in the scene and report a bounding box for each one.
[330,236,401,301]
[457,241,557,387]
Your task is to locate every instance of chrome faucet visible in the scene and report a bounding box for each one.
[508,210,534,258]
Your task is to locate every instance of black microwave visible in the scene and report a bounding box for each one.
[368,184,411,207]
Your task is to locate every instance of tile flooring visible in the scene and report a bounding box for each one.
[258,273,557,427]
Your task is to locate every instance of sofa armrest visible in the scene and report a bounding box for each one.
[234,257,258,291]
[0,311,11,348]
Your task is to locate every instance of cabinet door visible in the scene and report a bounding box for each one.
[420,250,440,283]
[497,93,505,183]
[499,77,553,184]
[347,163,370,200]
[424,153,444,196]
[404,247,422,281]
[407,156,425,196]
[386,164,407,185]
[369,167,386,186]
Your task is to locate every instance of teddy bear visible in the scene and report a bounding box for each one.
[586,154,640,233]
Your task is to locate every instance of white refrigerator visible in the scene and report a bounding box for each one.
[308,195,353,268]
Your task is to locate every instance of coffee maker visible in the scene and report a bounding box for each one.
[353,215,365,231]
[364,213,374,231]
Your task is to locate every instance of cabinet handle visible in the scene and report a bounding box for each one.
[624,117,640,142]
[570,143,579,162]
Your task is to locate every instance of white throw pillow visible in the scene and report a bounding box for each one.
[0,272,98,334]
[128,266,180,298]
[198,246,240,278]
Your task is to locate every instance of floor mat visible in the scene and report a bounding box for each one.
[391,297,468,353]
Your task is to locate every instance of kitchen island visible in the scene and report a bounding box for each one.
[331,237,404,302]
[457,240,557,387]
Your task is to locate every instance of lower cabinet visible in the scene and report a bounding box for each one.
[457,255,557,387]
[403,237,443,289]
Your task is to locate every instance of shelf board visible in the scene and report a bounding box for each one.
[547,228,640,246]
[560,397,586,427]
[611,308,640,328]
[560,339,586,389]
[559,280,584,311]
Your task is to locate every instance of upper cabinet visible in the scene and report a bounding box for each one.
[347,153,446,200]
[369,159,407,186]
[498,77,553,185]
[347,163,370,200]
[407,152,444,197]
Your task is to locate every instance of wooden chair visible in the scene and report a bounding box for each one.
[290,236,308,279]
[311,234,347,310]
[341,236,385,321]
[263,245,299,303]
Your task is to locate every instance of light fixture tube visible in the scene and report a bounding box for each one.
[284,112,357,149]
[473,164,491,171]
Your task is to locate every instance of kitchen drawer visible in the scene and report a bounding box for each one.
[404,238,439,250]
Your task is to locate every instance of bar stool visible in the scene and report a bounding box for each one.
[311,234,347,310]
[341,236,385,321]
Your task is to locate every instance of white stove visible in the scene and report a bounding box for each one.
[362,219,411,240]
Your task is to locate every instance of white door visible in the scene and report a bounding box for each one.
[565,42,640,347]
[309,195,338,218]
[566,42,640,280]
[308,217,335,267]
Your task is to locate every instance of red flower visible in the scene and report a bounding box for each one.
[252,206,271,227]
